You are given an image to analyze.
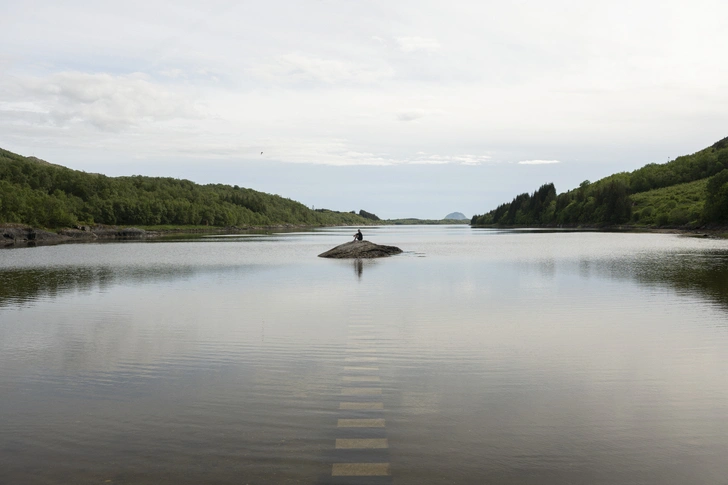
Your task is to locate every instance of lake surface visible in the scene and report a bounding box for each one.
[2,226,728,484]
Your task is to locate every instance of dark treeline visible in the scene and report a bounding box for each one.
[472,136,728,227]
[705,168,728,223]
[358,209,381,221]
[0,148,371,228]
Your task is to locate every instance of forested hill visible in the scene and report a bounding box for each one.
[0,147,371,228]
[471,136,728,227]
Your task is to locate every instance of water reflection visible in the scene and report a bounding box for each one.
[584,250,728,311]
[5,249,726,313]
[0,264,262,308]
[2,230,728,484]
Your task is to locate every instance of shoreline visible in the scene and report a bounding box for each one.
[0,223,335,248]
[4,223,728,248]
[470,223,728,239]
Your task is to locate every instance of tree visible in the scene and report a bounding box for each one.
[703,169,728,223]
[1,147,374,228]
[359,210,380,221]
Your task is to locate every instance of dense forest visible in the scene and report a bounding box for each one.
[0,148,372,228]
[471,136,728,227]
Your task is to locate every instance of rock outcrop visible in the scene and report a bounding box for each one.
[2,226,67,247]
[1,225,149,247]
[318,240,402,259]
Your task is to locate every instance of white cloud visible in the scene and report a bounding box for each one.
[158,69,184,79]
[280,141,397,166]
[250,53,392,85]
[408,154,492,166]
[0,101,46,113]
[8,71,201,131]
[396,109,427,122]
[396,36,442,53]
[518,160,561,165]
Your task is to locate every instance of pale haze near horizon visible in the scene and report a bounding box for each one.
[1,1,727,219]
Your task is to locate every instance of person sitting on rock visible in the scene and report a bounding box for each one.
[353,229,363,242]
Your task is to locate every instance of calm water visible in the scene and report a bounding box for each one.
[2,226,728,484]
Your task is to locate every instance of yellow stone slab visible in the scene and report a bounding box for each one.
[341,387,382,395]
[332,463,390,476]
[339,402,384,410]
[337,418,385,427]
[336,438,389,449]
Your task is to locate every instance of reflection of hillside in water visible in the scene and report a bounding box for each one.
[0,265,259,308]
[583,250,728,312]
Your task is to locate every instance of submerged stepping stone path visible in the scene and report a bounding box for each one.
[329,313,392,482]
[318,240,402,259]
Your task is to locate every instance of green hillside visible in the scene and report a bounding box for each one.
[471,136,728,228]
[630,179,706,226]
[0,147,371,229]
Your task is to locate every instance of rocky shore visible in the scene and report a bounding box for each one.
[1,225,149,247]
[1,223,352,248]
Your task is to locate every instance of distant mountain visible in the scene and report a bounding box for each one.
[444,212,468,220]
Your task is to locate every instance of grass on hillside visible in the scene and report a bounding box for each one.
[630,179,707,227]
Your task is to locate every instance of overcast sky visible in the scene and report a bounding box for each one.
[2,1,727,219]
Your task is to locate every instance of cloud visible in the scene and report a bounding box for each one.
[281,146,494,167]
[3,1,728,184]
[219,139,401,166]
[396,109,427,122]
[408,154,492,166]
[158,68,184,79]
[518,160,561,165]
[173,138,493,167]
[250,53,392,85]
[9,71,201,131]
[396,37,442,53]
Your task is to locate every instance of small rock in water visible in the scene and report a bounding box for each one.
[318,240,402,259]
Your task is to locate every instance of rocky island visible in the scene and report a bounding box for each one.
[318,240,403,259]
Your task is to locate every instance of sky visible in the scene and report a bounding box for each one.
[1,1,727,219]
